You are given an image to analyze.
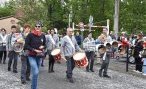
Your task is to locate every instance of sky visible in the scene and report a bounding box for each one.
[0,0,9,4]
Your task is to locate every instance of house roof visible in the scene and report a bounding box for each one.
[0,15,19,20]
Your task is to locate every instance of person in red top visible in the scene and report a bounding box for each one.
[120,32,129,47]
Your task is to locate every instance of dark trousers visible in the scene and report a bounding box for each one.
[99,56,110,76]
[48,54,55,71]
[65,56,75,78]
[85,51,95,71]
[41,58,44,66]
[21,56,30,81]
[0,50,7,63]
[8,51,18,71]
[41,52,47,66]
[135,57,143,72]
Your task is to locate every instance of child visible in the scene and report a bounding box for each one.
[99,43,112,78]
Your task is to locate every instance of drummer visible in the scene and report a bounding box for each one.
[61,28,81,83]
[99,43,112,78]
[83,32,95,72]
[46,28,59,73]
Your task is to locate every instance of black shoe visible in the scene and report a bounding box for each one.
[21,81,26,84]
[8,67,11,71]
[13,70,18,73]
[26,77,31,81]
[3,62,6,64]
[103,75,111,78]
[90,69,94,72]
[68,78,74,83]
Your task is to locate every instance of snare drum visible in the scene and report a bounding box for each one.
[73,52,88,68]
[51,48,61,61]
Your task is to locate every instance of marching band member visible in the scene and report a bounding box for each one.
[99,28,112,77]
[25,22,46,89]
[99,43,112,78]
[61,28,81,83]
[7,25,20,73]
[41,30,51,67]
[0,28,8,64]
[46,28,59,73]
[20,24,31,84]
[95,33,107,64]
[83,32,95,72]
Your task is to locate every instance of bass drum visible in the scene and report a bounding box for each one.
[51,48,61,61]
[13,42,24,53]
[118,44,126,55]
[96,44,106,54]
[111,41,119,48]
[73,52,88,68]
[12,33,25,53]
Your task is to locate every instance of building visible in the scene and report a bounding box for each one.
[0,16,20,33]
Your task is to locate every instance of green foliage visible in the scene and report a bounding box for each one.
[120,0,146,34]
[2,0,146,36]
[0,5,14,18]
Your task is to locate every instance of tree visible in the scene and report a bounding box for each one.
[0,2,15,18]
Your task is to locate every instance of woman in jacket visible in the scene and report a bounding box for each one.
[25,22,46,89]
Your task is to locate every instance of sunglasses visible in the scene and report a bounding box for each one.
[35,26,41,28]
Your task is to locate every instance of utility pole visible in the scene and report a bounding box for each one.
[113,0,120,40]
[107,19,110,35]
[68,0,72,28]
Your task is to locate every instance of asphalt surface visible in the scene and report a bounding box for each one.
[0,57,146,89]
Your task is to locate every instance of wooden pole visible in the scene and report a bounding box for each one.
[113,0,120,40]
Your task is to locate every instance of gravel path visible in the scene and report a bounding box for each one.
[0,58,146,89]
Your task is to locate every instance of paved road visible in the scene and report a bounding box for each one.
[0,58,146,89]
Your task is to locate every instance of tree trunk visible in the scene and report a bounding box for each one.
[113,0,120,39]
